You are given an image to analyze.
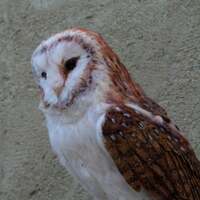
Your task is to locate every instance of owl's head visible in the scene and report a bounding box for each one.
[31,28,140,112]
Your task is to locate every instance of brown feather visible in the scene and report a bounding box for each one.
[102,106,200,200]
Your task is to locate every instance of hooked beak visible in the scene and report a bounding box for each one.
[38,85,67,110]
[38,85,44,98]
[38,86,51,108]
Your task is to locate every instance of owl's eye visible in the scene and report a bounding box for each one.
[64,56,79,71]
[41,71,47,79]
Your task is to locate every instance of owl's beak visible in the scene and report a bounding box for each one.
[38,84,65,109]
[38,86,50,108]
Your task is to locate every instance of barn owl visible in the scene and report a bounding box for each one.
[31,28,200,200]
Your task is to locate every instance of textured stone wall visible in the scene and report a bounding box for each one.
[0,0,200,199]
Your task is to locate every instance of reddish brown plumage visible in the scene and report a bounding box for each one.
[102,106,200,200]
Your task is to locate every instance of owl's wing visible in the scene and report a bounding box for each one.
[102,105,200,200]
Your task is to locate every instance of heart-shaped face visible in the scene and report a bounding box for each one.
[31,29,97,110]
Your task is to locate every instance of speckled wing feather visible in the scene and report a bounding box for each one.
[102,105,200,200]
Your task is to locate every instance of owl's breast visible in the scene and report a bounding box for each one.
[44,107,149,200]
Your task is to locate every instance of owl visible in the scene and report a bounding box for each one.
[31,28,200,200]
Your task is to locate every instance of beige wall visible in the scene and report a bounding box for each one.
[0,0,200,199]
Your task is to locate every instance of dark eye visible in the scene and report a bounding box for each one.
[64,56,79,71]
[41,71,47,79]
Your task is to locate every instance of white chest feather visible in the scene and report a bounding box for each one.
[44,105,149,200]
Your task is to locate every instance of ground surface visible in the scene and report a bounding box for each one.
[0,0,200,199]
